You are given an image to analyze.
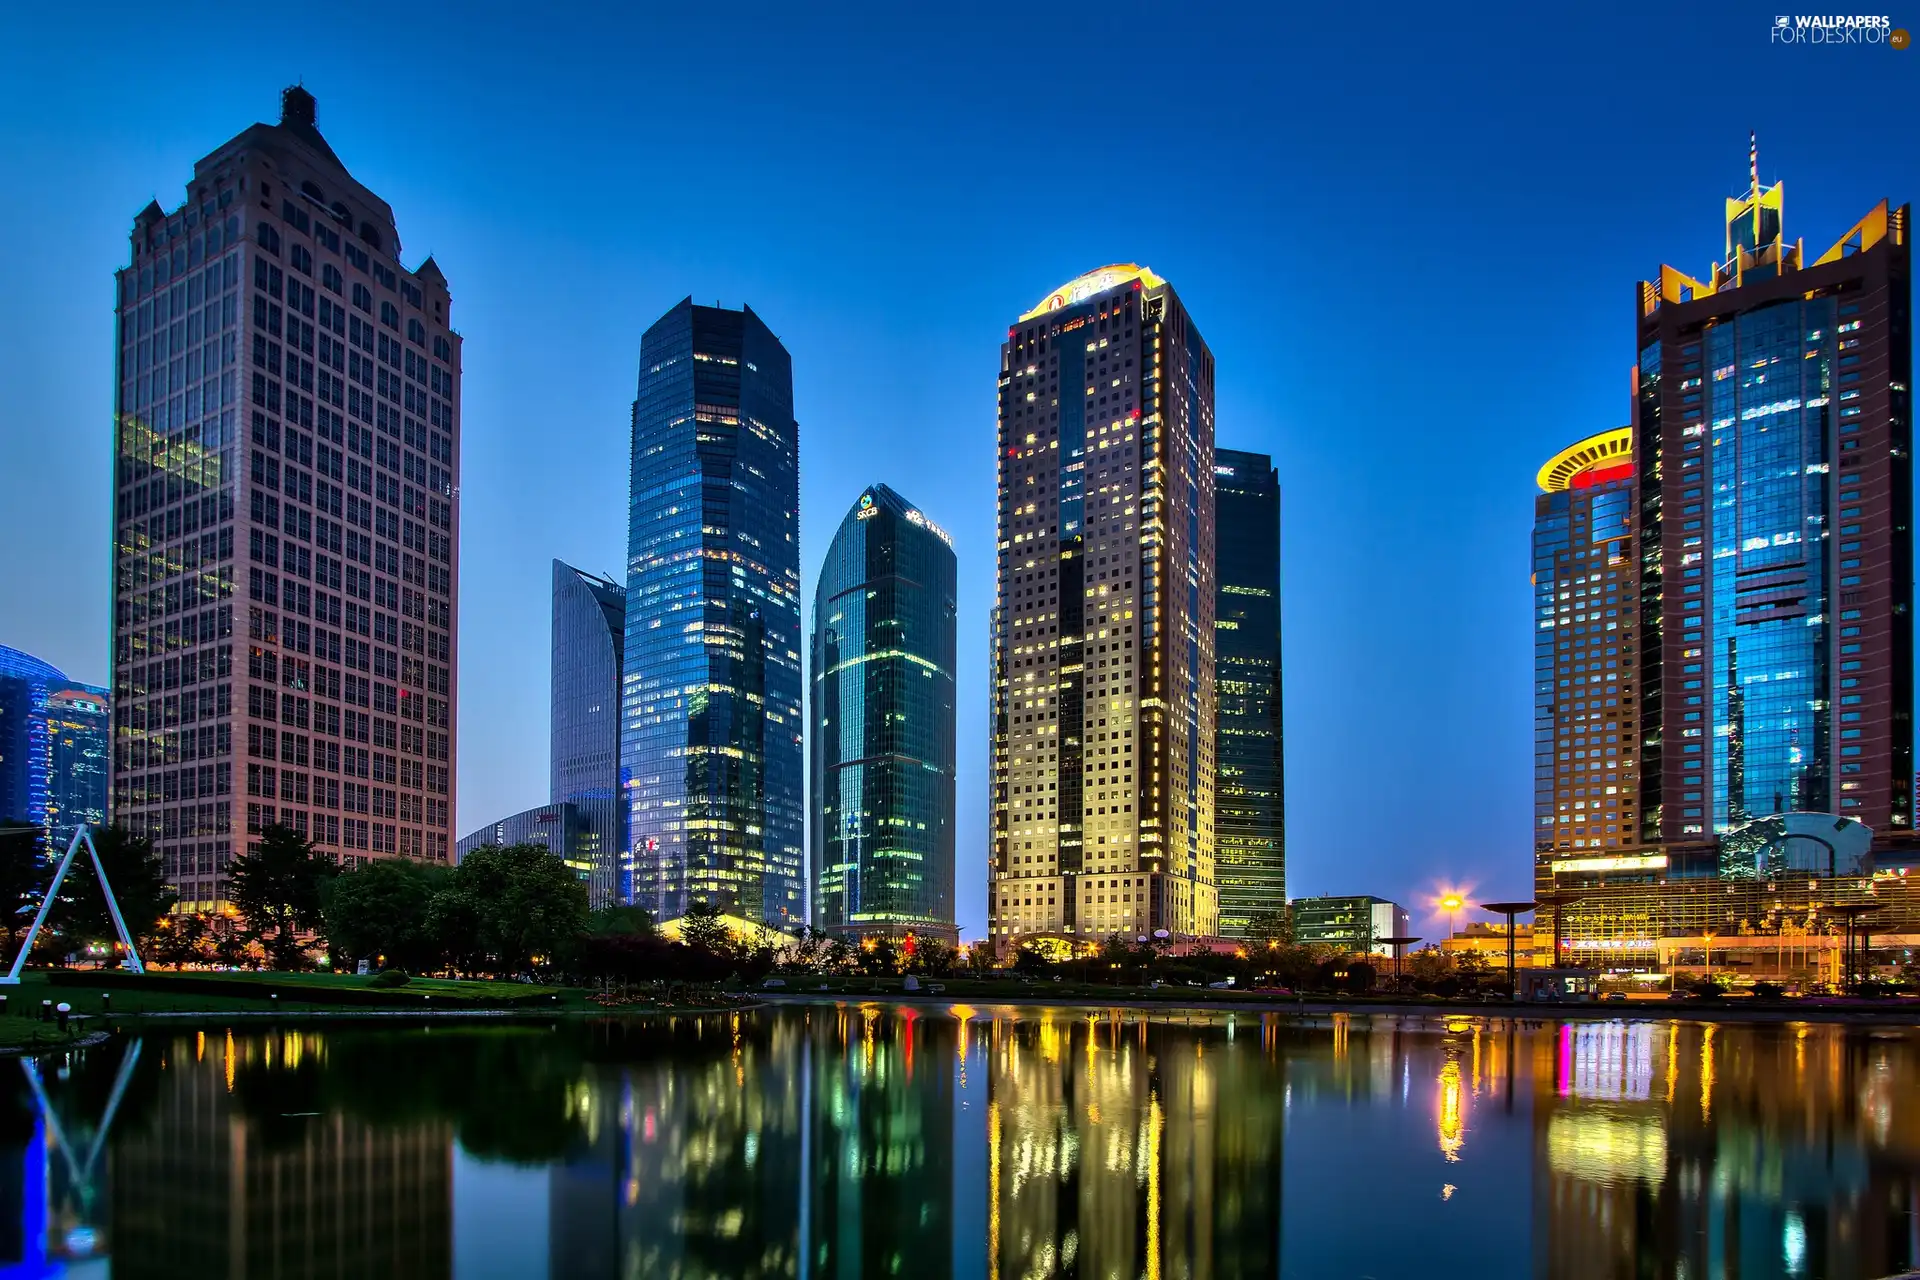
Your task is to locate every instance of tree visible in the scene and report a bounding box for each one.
[0,823,47,960]
[1244,907,1295,947]
[678,901,731,957]
[587,906,655,939]
[227,825,336,970]
[152,912,212,969]
[435,844,588,975]
[52,824,176,961]
[324,857,442,972]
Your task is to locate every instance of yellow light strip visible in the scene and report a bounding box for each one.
[1536,427,1633,493]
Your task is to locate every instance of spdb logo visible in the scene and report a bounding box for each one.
[1770,14,1906,43]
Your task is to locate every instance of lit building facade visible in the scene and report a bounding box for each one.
[1213,448,1285,935]
[810,485,957,941]
[1636,152,1912,854]
[622,300,802,927]
[552,560,627,907]
[1290,895,1409,956]
[990,265,1217,947]
[46,685,109,841]
[0,646,109,845]
[1533,428,1641,863]
[111,87,460,909]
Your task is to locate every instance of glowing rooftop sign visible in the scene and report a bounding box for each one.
[1019,264,1166,321]
[1537,427,1634,493]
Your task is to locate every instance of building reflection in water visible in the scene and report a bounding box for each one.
[0,1010,1913,1277]
[109,1029,453,1280]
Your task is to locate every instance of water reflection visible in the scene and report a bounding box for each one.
[0,1009,1917,1277]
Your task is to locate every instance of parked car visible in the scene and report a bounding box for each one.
[761,977,787,989]
[1603,991,1627,1002]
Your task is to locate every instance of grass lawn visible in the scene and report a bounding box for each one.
[0,1012,89,1051]
[17,968,584,1015]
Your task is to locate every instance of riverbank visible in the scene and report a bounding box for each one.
[760,988,1920,1025]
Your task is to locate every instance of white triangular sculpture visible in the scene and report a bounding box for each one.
[1,826,146,984]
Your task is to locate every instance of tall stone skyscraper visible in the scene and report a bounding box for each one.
[1212,449,1285,936]
[111,87,461,908]
[552,560,628,907]
[989,265,1217,947]
[810,484,958,942]
[1634,147,1912,863]
[622,300,803,927]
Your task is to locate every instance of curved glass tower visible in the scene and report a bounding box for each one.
[622,300,803,927]
[552,560,627,907]
[810,485,957,941]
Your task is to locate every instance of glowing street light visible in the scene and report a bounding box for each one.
[1437,893,1465,943]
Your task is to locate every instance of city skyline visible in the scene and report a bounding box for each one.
[2,6,1914,936]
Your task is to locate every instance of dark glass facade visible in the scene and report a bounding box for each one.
[46,685,109,843]
[810,485,957,941]
[552,560,627,908]
[1636,172,1912,853]
[1212,449,1284,936]
[622,300,803,926]
[454,801,589,884]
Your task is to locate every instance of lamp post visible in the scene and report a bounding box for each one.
[1379,936,1422,994]
[1438,894,1464,946]
[1479,901,1538,1003]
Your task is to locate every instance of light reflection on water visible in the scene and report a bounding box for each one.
[0,1008,1915,1278]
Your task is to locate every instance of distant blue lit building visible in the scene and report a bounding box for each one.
[810,485,958,942]
[552,561,628,908]
[621,300,803,927]
[0,645,109,844]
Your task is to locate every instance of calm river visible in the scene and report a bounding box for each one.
[6,1004,1919,1279]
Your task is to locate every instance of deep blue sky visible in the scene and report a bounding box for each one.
[1,2,1912,939]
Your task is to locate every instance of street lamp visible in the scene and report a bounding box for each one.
[1479,901,1538,1003]
[1438,894,1464,944]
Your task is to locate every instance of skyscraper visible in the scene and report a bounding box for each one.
[810,484,958,942]
[1532,428,1640,862]
[552,560,627,906]
[1212,449,1285,935]
[1635,148,1912,859]
[111,87,461,909]
[623,300,802,927]
[990,265,1217,947]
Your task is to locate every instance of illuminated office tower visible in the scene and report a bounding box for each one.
[552,560,628,906]
[1634,144,1912,857]
[1212,449,1284,936]
[1531,429,1642,862]
[623,300,803,927]
[810,485,958,942]
[110,87,461,908]
[989,265,1217,946]
[46,685,110,841]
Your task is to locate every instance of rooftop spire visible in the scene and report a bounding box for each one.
[1749,129,1759,196]
[281,84,317,130]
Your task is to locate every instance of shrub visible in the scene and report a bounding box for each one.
[1751,981,1784,1000]
[369,968,412,989]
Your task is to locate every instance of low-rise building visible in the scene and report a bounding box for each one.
[1292,895,1409,957]
[1442,922,1535,968]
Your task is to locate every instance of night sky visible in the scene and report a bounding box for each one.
[1,1,1912,938]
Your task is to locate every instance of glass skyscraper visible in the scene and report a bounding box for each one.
[1635,152,1912,857]
[1212,449,1285,936]
[809,485,958,942]
[552,560,627,907]
[622,300,803,927]
[990,265,1217,946]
